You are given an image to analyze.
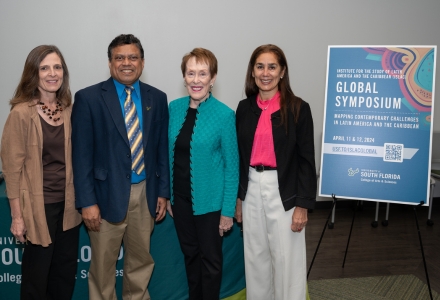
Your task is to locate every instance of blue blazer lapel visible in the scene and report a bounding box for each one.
[140,82,153,147]
[102,78,130,147]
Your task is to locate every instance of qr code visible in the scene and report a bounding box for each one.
[383,143,403,163]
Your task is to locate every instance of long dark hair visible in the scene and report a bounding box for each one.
[10,45,71,109]
[244,44,302,127]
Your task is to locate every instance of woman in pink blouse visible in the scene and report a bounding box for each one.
[235,44,317,300]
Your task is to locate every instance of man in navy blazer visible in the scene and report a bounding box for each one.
[72,34,170,300]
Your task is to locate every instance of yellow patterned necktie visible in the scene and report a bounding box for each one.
[124,86,145,175]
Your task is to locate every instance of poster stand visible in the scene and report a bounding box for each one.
[342,200,360,268]
[371,177,436,227]
[307,194,337,279]
[412,202,433,300]
[307,197,433,300]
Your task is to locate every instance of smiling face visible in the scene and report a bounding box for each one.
[184,57,216,107]
[109,44,144,85]
[252,52,285,100]
[38,52,63,96]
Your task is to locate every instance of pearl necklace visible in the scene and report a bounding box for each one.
[39,101,63,122]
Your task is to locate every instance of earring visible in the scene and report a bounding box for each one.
[183,81,187,87]
[210,84,214,89]
[280,77,283,79]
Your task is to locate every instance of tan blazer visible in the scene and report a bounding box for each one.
[1,102,82,247]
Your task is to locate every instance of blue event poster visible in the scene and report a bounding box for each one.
[319,46,437,205]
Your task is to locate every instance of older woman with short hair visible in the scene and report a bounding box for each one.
[167,48,239,300]
[1,45,82,300]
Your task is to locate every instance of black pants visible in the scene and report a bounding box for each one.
[20,201,80,300]
[173,193,223,300]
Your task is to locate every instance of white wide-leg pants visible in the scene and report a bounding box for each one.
[242,167,307,300]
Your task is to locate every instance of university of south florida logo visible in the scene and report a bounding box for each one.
[348,168,359,176]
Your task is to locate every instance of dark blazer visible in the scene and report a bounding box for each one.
[72,78,170,222]
[236,95,317,211]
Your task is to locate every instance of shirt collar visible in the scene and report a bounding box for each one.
[190,92,212,110]
[113,79,141,99]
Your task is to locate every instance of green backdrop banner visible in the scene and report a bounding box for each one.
[0,181,246,299]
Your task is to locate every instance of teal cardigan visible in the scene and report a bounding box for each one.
[168,95,238,217]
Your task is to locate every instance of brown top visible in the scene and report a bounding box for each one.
[40,115,66,204]
[1,102,82,247]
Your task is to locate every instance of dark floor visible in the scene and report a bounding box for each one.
[306,199,440,294]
